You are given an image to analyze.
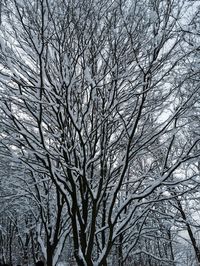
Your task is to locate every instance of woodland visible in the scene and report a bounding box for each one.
[0,0,200,265]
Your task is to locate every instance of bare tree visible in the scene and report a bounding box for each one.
[0,0,200,265]
[0,147,70,265]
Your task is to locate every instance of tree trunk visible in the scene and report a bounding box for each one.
[46,244,54,266]
[118,234,123,266]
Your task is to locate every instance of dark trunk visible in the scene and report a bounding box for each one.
[118,234,123,266]
[46,244,54,266]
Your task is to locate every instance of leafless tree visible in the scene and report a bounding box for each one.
[0,0,200,265]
